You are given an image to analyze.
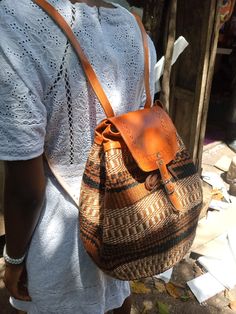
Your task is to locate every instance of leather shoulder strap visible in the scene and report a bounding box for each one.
[133,13,152,109]
[34,0,152,113]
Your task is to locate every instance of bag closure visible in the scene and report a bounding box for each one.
[94,103,183,211]
[95,103,179,172]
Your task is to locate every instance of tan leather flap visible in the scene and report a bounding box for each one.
[108,105,179,172]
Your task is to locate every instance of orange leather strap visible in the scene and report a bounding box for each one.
[34,0,152,114]
[133,13,152,109]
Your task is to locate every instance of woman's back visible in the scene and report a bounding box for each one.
[0,0,156,195]
[0,1,156,312]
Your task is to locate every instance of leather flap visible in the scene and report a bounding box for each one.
[108,105,179,172]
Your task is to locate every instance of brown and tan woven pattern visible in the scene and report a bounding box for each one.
[79,136,203,280]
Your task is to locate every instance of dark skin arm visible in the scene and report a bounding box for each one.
[3,155,46,300]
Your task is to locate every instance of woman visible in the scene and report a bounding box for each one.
[0,0,156,313]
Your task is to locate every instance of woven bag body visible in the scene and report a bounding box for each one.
[79,105,203,280]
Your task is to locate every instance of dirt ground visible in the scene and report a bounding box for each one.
[130,258,236,314]
[0,141,236,314]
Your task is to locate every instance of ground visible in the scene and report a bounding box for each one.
[0,141,236,314]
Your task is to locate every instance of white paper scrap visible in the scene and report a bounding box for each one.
[202,172,231,203]
[154,267,173,283]
[154,36,189,92]
[214,155,232,172]
[209,199,229,211]
[202,172,225,189]
[198,255,236,289]
[187,273,225,303]
[228,228,236,263]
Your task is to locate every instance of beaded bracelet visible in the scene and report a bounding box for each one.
[3,245,26,265]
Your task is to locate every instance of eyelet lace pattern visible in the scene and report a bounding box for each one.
[0,0,156,199]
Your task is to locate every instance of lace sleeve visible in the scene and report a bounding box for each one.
[0,52,47,161]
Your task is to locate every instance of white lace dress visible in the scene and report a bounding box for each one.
[0,0,156,313]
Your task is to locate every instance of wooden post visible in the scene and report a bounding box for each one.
[197,0,223,169]
[168,0,222,167]
[160,0,177,112]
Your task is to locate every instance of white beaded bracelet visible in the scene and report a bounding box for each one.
[3,245,26,265]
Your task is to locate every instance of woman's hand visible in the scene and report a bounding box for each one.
[3,261,31,301]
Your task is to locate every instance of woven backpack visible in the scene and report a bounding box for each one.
[36,0,203,280]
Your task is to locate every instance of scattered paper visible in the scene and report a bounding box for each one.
[209,199,229,211]
[154,36,189,92]
[202,172,231,203]
[198,254,236,289]
[214,155,232,172]
[154,268,173,283]
[192,205,236,250]
[187,272,225,303]
[227,228,236,263]
[192,233,229,259]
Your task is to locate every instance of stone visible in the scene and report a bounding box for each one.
[229,179,236,196]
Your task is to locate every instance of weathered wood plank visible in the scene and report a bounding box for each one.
[160,0,177,112]
[169,0,220,166]
[197,0,222,169]
[174,86,195,102]
[191,0,221,165]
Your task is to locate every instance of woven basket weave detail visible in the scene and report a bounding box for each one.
[79,141,202,280]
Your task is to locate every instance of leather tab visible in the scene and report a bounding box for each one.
[157,155,183,212]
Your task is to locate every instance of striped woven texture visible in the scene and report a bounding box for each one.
[79,139,202,280]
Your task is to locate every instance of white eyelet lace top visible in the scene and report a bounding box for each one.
[0,0,156,313]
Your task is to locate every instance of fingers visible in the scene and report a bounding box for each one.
[3,263,31,301]
[4,280,31,301]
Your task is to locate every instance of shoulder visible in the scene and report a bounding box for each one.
[0,0,49,48]
[0,0,42,25]
[0,0,69,99]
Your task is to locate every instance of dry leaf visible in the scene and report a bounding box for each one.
[154,280,166,293]
[130,281,151,294]
[170,281,185,289]
[225,290,236,301]
[211,189,224,200]
[229,301,236,311]
[157,301,169,314]
[165,282,181,298]
[141,300,154,312]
